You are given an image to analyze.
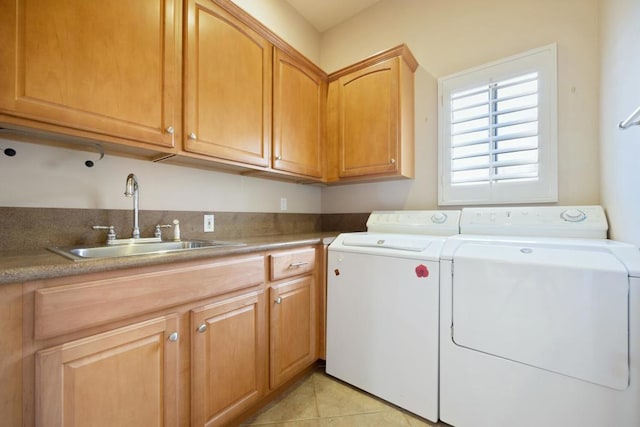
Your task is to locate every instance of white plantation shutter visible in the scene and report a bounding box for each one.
[438,45,557,205]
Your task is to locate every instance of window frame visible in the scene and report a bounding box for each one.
[438,44,558,206]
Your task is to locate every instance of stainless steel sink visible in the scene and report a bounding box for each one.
[49,240,245,261]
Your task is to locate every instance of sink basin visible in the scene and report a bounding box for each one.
[49,240,245,261]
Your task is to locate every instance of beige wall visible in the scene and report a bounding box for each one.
[0,139,321,212]
[320,0,601,213]
[231,0,321,63]
[599,0,640,245]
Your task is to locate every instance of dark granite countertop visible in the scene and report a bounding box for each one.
[0,233,337,286]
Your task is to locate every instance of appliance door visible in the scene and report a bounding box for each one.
[326,249,439,421]
[451,242,629,390]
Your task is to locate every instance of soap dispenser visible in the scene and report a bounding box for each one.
[172,219,181,241]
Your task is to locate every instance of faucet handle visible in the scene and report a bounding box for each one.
[154,224,172,239]
[93,225,116,241]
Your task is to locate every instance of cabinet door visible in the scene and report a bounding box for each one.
[337,57,401,177]
[35,315,180,427]
[270,276,317,389]
[0,0,180,148]
[272,48,325,179]
[184,0,271,167]
[191,290,266,427]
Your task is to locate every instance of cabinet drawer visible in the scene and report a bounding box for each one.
[34,255,264,339]
[269,248,316,281]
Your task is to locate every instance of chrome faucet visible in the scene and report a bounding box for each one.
[124,173,140,238]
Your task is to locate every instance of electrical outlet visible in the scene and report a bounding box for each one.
[204,214,214,232]
[280,197,288,211]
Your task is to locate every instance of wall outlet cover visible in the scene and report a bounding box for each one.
[204,214,214,232]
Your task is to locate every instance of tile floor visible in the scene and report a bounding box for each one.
[241,367,450,427]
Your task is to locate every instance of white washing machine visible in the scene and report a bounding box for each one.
[326,210,461,422]
[440,206,640,427]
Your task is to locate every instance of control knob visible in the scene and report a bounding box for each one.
[560,208,586,222]
[431,212,447,224]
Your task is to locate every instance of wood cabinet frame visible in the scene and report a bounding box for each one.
[10,246,323,427]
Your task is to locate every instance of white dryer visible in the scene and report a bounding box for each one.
[439,206,640,427]
[326,210,460,422]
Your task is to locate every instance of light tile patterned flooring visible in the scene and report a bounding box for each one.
[241,367,450,427]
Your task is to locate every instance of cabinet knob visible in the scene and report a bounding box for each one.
[275,297,282,304]
[390,158,396,164]
[188,132,197,140]
[168,332,179,342]
[165,126,175,135]
[197,323,207,333]
[275,155,282,161]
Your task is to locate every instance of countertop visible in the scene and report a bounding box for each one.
[0,233,337,286]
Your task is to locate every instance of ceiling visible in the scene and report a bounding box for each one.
[285,0,382,32]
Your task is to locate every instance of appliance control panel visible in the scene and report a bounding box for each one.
[366,210,461,236]
[460,206,608,238]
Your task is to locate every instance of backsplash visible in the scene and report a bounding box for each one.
[321,213,368,233]
[0,207,369,251]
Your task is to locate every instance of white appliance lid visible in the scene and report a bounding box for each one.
[342,235,432,252]
[329,232,446,260]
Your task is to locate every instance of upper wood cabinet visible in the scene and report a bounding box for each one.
[184,0,271,168]
[326,45,418,182]
[0,0,417,185]
[272,48,326,179]
[0,0,180,149]
[183,1,327,180]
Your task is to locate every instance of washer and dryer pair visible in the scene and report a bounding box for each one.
[327,206,640,426]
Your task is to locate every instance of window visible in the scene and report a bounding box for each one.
[438,44,557,205]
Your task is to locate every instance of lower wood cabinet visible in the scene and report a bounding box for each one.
[191,290,267,427]
[269,275,317,389]
[13,248,322,427]
[35,315,180,427]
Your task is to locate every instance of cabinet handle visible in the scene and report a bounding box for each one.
[188,132,197,140]
[165,126,175,135]
[197,323,207,333]
[168,332,179,342]
[289,261,309,268]
[275,297,282,304]
[275,155,282,160]
[390,158,396,164]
